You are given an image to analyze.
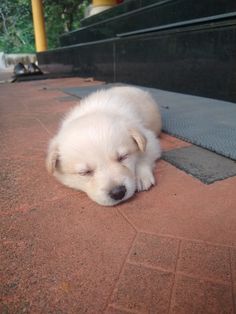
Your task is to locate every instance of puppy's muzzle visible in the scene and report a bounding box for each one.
[109,185,126,201]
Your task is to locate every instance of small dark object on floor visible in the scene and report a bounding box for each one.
[14,62,27,75]
[12,62,44,82]
[28,63,43,74]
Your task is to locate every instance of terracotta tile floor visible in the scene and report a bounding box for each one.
[0,77,236,314]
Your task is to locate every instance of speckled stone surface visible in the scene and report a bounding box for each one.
[0,78,236,314]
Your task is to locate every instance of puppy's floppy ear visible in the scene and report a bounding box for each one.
[130,128,147,152]
[46,138,60,174]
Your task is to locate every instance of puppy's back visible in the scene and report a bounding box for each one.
[62,86,162,136]
[110,86,162,136]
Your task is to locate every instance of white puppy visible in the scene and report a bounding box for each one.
[46,86,162,206]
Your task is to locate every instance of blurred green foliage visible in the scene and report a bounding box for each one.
[0,0,89,53]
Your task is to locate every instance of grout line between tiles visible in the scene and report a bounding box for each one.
[104,232,138,313]
[229,248,236,314]
[107,304,143,314]
[117,209,138,232]
[138,229,236,249]
[176,271,232,287]
[125,259,232,287]
[168,239,181,314]
[126,260,175,274]
[34,118,52,135]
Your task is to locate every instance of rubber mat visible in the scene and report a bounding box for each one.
[63,84,236,160]
[163,146,236,184]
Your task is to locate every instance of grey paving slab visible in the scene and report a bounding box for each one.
[162,146,236,184]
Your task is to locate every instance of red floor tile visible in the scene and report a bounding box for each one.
[178,241,231,283]
[1,78,236,313]
[231,248,236,285]
[0,113,38,130]
[170,274,234,314]
[111,263,174,313]
[106,306,139,314]
[160,133,191,152]
[0,123,49,160]
[0,196,135,314]
[120,161,236,246]
[128,233,179,272]
[0,157,76,213]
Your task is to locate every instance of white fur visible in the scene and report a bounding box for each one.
[46,86,162,206]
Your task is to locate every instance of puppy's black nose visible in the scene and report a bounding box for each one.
[109,185,126,201]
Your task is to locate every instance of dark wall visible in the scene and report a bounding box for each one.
[38,0,236,102]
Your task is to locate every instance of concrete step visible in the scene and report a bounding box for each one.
[59,0,236,46]
[38,15,236,102]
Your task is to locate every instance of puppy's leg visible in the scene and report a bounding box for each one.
[135,130,161,191]
[136,160,156,191]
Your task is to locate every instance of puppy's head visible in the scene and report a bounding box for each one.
[46,114,146,206]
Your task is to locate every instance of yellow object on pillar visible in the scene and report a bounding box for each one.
[93,0,116,5]
[90,0,116,16]
[31,0,47,52]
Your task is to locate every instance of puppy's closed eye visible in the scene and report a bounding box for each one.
[77,169,94,176]
[117,154,129,162]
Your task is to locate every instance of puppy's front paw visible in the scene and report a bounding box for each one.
[136,164,155,191]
